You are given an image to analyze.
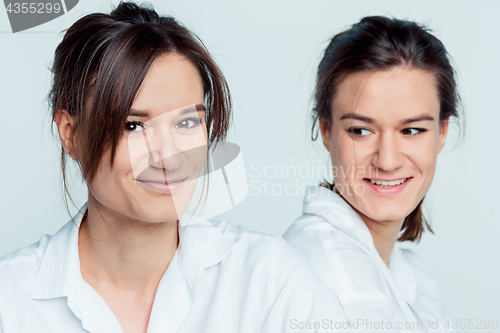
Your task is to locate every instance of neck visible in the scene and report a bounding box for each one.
[78,195,179,292]
[336,189,403,266]
[353,207,403,267]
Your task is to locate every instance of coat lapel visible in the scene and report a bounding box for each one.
[146,250,194,333]
[303,186,424,330]
[147,217,236,332]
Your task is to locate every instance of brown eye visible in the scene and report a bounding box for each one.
[347,127,371,137]
[175,117,202,129]
[401,128,427,136]
[125,121,145,133]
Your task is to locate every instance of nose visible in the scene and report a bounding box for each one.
[143,127,182,171]
[371,132,404,172]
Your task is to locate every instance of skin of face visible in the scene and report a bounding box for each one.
[320,67,449,227]
[57,52,207,224]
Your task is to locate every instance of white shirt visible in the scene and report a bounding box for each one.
[0,203,348,333]
[283,186,455,333]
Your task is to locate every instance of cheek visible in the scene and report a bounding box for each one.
[184,146,207,175]
[88,142,133,197]
[414,150,438,192]
[173,127,208,174]
[329,128,349,165]
[329,129,371,179]
[329,130,353,183]
[406,135,440,176]
[114,141,134,176]
[187,124,208,170]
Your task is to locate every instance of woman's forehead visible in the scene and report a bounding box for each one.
[333,68,440,123]
[130,53,205,119]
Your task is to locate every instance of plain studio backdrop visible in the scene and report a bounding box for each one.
[1,0,499,330]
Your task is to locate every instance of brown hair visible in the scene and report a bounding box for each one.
[313,16,461,242]
[48,1,231,212]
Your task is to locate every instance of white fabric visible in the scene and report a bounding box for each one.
[283,185,455,333]
[0,203,348,333]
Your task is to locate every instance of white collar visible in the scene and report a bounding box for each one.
[302,185,377,252]
[28,202,237,299]
[302,185,418,306]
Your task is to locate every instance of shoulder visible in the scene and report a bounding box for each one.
[398,247,441,291]
[0,232,52,275]
[399,248,429,270]
[283,212,342,251]
[284,215,391,297]
[399,248,436,282]
[284,213,379,273]
[397,248,443,299]
[284,212,335,235]
[205,220,347,325]
[397,248,455,323]
[210,219,305,269]
[0,233,53,302]
[206,219,326,293]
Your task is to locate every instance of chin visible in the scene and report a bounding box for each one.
[362,199,415,223]
[129,198,183,223]
[138,209,181,223]
[367,211,408,223]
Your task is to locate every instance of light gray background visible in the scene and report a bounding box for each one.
[1,0,499,330]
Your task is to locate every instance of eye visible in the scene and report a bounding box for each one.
[175,117,203,129]
[125,121,145,133]
[347,127,372,137]
[401,128,427,136]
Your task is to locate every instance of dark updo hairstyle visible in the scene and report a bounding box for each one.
[312,16,460,242]
[48,1,231,211]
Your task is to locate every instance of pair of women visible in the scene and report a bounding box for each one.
[0,2,459,333]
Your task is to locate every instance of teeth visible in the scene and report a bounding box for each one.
[370,178,407,187]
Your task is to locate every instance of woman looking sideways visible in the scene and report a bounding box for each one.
[0,2,347,332]
[284,16,459,332]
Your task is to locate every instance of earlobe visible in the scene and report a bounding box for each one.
[56,110,76,158]
[438,119,449,153]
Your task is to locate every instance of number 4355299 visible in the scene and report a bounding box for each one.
[444,319,498,330]
[5,2,61,14]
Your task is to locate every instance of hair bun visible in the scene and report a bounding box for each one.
[109,1,161,24]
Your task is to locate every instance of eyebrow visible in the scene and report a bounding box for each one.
[128,103,206,117]
[339,113,374,123]
[339,112,435,125]
[401,114,435,124]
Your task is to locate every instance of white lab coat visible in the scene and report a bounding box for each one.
[283,185,456,333]
[0,203,348,333]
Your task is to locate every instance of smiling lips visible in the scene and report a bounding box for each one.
[368,178,409,188]
[362,177,412,196]
[135,177,187,194]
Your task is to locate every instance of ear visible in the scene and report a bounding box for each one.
[438,118,449,153]
[56,110,76,159]
[319,116,331,152]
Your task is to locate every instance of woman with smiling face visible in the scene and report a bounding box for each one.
[284,17,459,332]
[0,2,348,333]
